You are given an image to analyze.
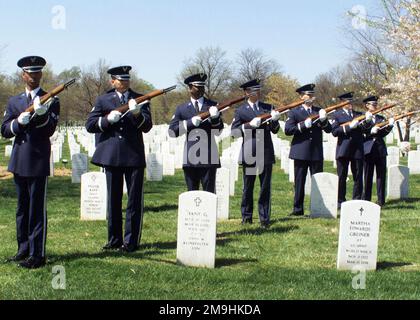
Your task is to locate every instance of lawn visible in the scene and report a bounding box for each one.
[0,135,419,300]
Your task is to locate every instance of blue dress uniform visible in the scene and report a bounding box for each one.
[331,92,369,207]
[85,66,152,252]
[168,74,223,193]
[231,79,280,226]
[1,56,60,268]
[285,84,332,215]
[361,96,393,206]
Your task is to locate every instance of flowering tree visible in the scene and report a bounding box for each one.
[347,0,419,141]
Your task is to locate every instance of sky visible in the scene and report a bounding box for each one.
[0,0,380,88]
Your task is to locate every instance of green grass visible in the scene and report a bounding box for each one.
[0,136,419,300]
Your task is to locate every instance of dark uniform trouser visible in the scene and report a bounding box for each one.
[105,167,145,248]
[363,154,387,205]
[241,164,272,223]
[337,158,363,204]
[13,175,48,258]
[293,160,323,214]
[183,167,217,193]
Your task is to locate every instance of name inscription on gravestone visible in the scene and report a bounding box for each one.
[337,200,381,271]
[176,191,217,268]
[81,172,107,221]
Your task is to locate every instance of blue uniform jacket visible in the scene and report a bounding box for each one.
[362,114,393,157]
[1,89,60,177]
[168,98,223,168]
[331,109,369,160]
[231,101,280,166]
[85,89,152,168]
[284,105,332,161]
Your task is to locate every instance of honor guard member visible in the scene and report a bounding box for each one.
[331,92,372,208]
[85,66,152,253]
[1,56,60,269]
[168,73,223,193]
[285,84,332,216]
[362,96,395,206]
[231,79,281,228]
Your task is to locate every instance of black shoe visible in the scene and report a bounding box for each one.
[260,221,270,229]
[288,211,304,217]
[241,219,253,225]
[5,252,28,263]
[102,243,122,251]
[18,256,46,269]
[119,244,139,253]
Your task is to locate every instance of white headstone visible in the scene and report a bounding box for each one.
[288,159,294,183]
[386,132,394,145]
[337,200,381,271]
[163,154,175,176]
[80,172,107,221]
[304,170,311,196]
[215,168,230,221]
[49,151,54,177]
[5,145,12,157]
[176,191,217,268]
[146,153,163,181]
[52,144,61,163]
[387,165,409,199]
[310,173,339,219]
[408,151,420,174]
[72,153,88,183]
[387,146,400,167]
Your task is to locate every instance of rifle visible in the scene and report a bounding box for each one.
[198,95,248,121]
[25,78,76,113]
[258,99,304,125]
[310,100,350,125]
[116,85,177,118]
[376,110,420,131]
[340,103,397,127]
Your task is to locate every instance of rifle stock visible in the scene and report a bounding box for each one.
[376,110,420,129]
[309,100,350,121]
[340,103,397,127]
[198,95,248,120]
[25,78,76,113]
[114,85,177,114]
[258,99,304,122]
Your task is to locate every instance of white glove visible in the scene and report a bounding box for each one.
[271,110,281,121]
[128,99,149,115]
[192,116,202,127]
[318,109,327,122]
[107,110,122,124]
[349,120,359,129]
[33,96,49,116]
[370,126,379,135]
[304,118,312,129]
[365,111,373,122]
[18,112,31,125]
[209,106,220,119]
[388,117,395,127]
[250,117,262,128]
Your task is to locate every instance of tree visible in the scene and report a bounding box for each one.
[235,48,281,84]
[179,46,233,101]
[265,73,300,107]
[346,0,420,141]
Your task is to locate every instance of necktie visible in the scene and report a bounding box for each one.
[350,111,353,118]
[194,101,200,114]
[121,94,126,105]
[307,108,312,116]
[27,93,32,105]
